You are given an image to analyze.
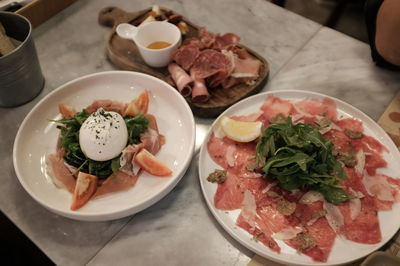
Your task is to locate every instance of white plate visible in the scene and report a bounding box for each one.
[13,71,195,221]
[199,90,400,265]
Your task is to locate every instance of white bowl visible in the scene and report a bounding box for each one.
[13,71,195,221]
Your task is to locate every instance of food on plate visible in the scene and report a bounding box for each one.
[168,27,262,103]
[139,5,189,35]
[48,91,172,210]
[206,95,400,262]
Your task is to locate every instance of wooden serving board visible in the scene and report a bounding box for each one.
[98,6,269,118]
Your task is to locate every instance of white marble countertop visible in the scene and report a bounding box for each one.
[1,0,399,265]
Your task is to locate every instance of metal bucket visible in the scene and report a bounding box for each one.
[0,11,44,107]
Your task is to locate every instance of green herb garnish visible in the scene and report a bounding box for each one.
[255,117,353,204]
[54,110,149,179]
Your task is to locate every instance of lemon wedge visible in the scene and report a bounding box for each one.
[220,116,262,142]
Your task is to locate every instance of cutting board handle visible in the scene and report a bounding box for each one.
[98,6,143,27]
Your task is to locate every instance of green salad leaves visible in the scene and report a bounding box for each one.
[54,110,149,179]
[255,117,353,204]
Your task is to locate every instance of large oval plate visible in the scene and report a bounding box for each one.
[13,71,195,221]
[199,90,400,265]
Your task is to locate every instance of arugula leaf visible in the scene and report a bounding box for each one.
[53,110,149,179]
[255,117,352,204]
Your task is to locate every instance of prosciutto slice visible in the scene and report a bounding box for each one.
[168,63,193,97]
[93,171,139,198]
[86,100,127,115]
[172,44,200,71]
[190,49,233,87]
[260,96,294,121]
[47,153,76,194]
[58,104,76,119]
[141,114,163,155]
[212,33,240,51]
[191,77,210,103]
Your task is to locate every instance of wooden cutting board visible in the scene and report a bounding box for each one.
[98,6,269,118]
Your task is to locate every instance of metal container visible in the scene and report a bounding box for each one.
[0,11,44,107]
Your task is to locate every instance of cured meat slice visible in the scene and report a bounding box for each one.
[141,114,163,155]
[172,44,200,71]
[260,96,294,121]
[336,118,363,133]
[191,78,210,103]
[86,100,127,115]
[295,98,337,120]
[119,144,143,176]
[231,52,261,79]
[58,104,76,119]
[93,171,139,198]
[168,63,193,97]
[214,169,267,210]
[182,37,205,49]
[198,27,215,48]
[190,49,233,83]
[47,153,76,194]
[236,212,281,253]
[207,134,237,169]
[213,33,240,51]
[340,196,381,244]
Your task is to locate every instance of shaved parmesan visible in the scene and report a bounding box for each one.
[363,172,394,201]
[226,145,236,167]
[354,149,365,176]
[299,191,324,204]
[262,182,277,194]
[242,190,257,229]
[323,200,344,234]
[272,227,304,240]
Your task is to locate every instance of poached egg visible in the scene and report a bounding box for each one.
[79,108,128,161]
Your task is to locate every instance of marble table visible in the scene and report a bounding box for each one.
[1,0,399,265]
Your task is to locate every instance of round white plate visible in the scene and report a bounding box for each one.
[13,71,195,221]
[199,90,400,265]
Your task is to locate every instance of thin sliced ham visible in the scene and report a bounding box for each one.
[47,153,76,194]
[168,63,193,97]
[230,51,261,79]
[213,33,240,50]
[260,96,294,121]
[191,77,210,102]
[172,44,200,71]
[190,49,233,83]
[363,172,395,202]
[93,171,139,198]
[119,144,143,176]
[86,100,127,115]
[58,104,76,119]
[295,98,337,120]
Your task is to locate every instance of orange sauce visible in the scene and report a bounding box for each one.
[147,41,171,49]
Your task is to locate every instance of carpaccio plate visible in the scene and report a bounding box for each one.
[198,90,400,265]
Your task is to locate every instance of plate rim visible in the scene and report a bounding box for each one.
[13,70,196,221]
[198,89,400,265]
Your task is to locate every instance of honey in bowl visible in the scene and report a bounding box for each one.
[147,41,171,49]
